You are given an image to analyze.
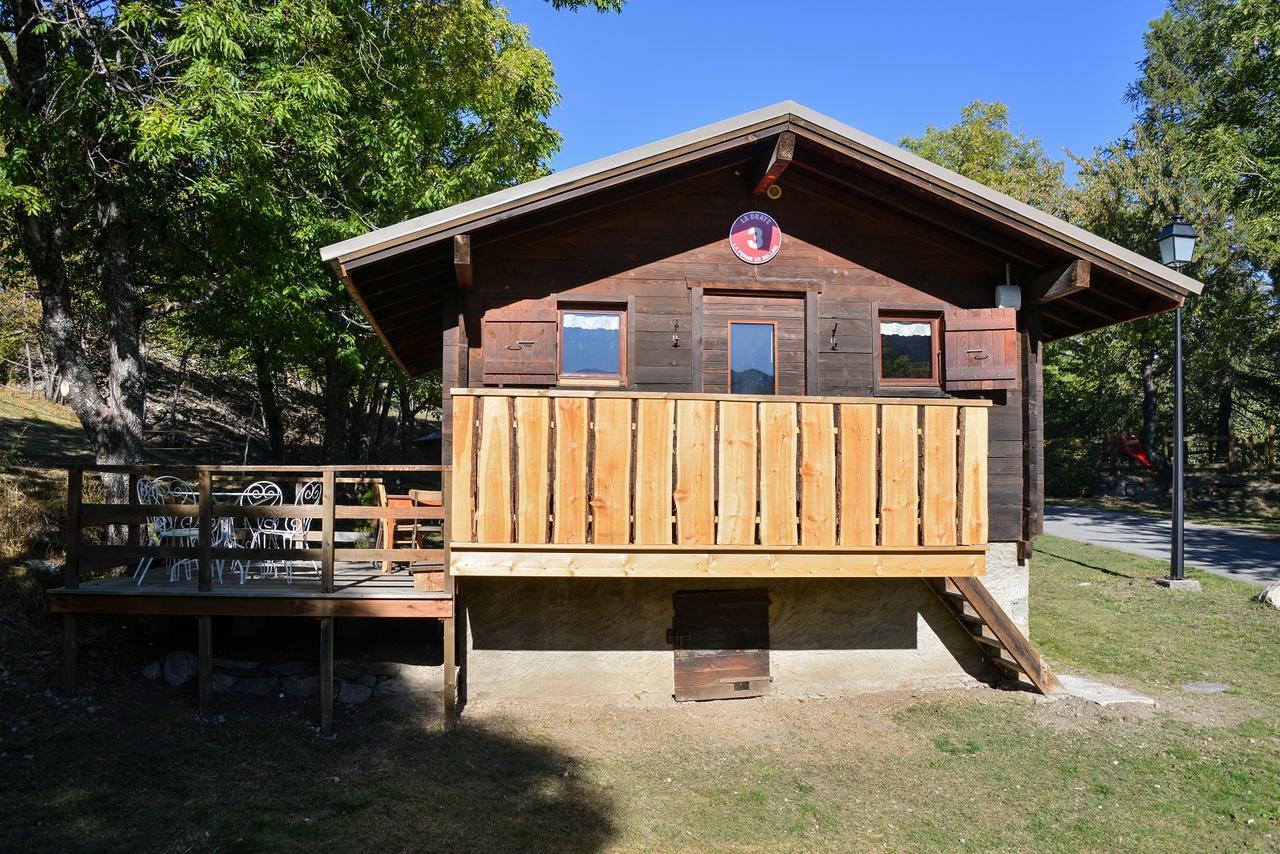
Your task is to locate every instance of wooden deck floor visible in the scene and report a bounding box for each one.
[49,563,451,618]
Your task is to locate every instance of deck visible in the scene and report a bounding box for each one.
[48,564,451,618]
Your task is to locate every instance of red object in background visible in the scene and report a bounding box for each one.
[1115,431,1153,468]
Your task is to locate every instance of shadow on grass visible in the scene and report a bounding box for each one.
[0,693,617,851]
[1033,540,1139,580]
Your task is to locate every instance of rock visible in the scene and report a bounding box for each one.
[373,678,408,697]
[1181,681,1228,694]
[357,674,377,688]
[234,676,278,697]
[334,660,362,681]
[363,661,401,677]
[267,662,309,677]
[281,676,320,698]
[337,682,372,704]
[141,661,162,681]
[1259,583,1280,610]
[212,657,259,671]
[163,651,197,688]
[211,673,236,693]
[24,559,61,576]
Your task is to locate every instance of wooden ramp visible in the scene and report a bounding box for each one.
[927,577,1064,696]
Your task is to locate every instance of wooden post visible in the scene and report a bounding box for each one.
[127,472,141,548]
[442,469,453,597]
[197,615,212,715]
[321,469,336,593]
[65,466,82,590]
[62,614,77,696]
[442,616,457,728]
[197,469,213,592]
[319,616,334,736]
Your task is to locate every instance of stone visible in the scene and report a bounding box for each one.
[1258,583,1280,610]
[333,660,362,681]
[374,678,408,697]
[281,676,320,698]
[24,559,61,576]
[1056,674,1156,707]
[141,661,162,681]
[212,657,259,671]
[357,674,377,688]
[337,682,373,704]
[363,661,402,677]
[1181,681,1229,694]
[1155,577,1202,592]
[162,651,197,688]
[267,662,309,677]
[235,676,278,696]
[211,673,236,693]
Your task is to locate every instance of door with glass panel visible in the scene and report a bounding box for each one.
[701,293,805,394]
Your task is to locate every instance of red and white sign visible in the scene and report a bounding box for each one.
[729,211,782,264]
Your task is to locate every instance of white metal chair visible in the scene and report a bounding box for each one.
[232,480,284,583]
[275,480,323,583]
[133,476,208,584]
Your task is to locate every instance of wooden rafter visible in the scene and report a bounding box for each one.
[752,130,795,196]
[453,234,473,289]
[1030,259,1090,305]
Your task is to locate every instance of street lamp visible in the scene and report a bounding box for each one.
[1157,215,1198,585]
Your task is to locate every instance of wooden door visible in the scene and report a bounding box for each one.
[670,589,771,701]
[702,293,805,394]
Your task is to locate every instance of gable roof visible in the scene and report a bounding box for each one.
[320,100,1202,300]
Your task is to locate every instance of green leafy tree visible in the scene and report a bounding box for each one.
[0,0,622,479]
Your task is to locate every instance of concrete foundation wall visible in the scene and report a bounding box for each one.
[463,543,1027,705]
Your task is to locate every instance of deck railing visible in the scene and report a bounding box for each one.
[62,464,449,594]
[449,389,990,577]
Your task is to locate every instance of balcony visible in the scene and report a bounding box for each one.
[448,389,990,578]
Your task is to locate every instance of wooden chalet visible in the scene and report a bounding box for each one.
[51,102,1203,723]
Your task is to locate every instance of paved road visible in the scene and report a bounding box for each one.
[1044,504,1280,587]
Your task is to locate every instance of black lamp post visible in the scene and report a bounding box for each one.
[1157,215,1198,582]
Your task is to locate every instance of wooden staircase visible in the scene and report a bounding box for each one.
[927,577,1064,696]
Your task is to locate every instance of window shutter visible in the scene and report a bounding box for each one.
[482,307,558,386]
[943,308,1017,391]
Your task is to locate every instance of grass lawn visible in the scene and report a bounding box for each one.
[1,535,1278,852]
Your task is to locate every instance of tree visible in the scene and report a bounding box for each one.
[0,0,623,481]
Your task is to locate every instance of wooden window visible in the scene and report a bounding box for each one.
[878,313,940,388]
[558,307,626,386]
[728,321,777,394]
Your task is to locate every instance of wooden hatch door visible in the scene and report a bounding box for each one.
[669,589,771,701]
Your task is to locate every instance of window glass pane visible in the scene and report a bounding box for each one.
[730,322,775,394]
[561,311,621,376]
[880,320,934,379]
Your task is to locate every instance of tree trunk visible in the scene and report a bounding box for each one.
[252,342,285,462]
[1214,371,1234,464]
[397,383,414,464]
[1139,353,1170,483]
[321,353,351,464]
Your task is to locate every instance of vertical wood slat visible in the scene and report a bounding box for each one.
[759,402,798,546]
[475,395,512,543]
[65,467,82,589]
[197,469,213,591]
[450,394,476,543]
[717,401,758,545]
[514,397,551,544]
[634,398,675,544]
[591,398,633,544]
[321,468,336,592]
[553,397,589,544]
[922,406,959,546]
[880,404,919,547]
[674,399,715,545]
[960,406,989,545]
[442,470,454,597]
[838,404,877,546]
[799,403,836,546]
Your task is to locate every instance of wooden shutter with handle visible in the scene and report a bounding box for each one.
[943,308,1017,392]
[482,306,558,386]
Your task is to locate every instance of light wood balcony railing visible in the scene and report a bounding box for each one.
[449,389,990,578]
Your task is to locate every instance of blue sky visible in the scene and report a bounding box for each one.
[506,0,1168,182]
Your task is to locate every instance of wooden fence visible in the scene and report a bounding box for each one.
[63,464,449,594]
[450,389,990,552]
